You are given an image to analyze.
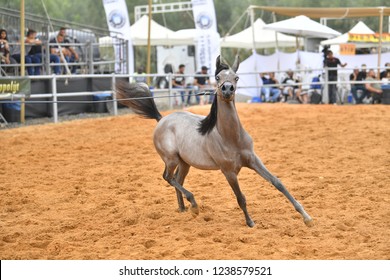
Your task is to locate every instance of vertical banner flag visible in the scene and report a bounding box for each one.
[191,0,220,76]
[102,0,134,74]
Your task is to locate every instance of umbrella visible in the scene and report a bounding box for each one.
[264,15,341,39]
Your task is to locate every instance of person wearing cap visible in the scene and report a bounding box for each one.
[350,64,368,104]
[193,66,212,105]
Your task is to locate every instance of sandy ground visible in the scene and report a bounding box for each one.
[0,103,389,260]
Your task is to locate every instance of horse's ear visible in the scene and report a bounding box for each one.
[216,55,221,69]
[232,55,240,72]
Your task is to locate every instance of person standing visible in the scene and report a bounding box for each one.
[324,50,347,104]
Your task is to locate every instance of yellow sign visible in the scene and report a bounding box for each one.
[348,33,390,43]
[340,43,356,55]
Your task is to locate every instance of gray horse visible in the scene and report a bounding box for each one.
[116,55,313,227]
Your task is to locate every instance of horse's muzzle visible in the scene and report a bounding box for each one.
[221,82,235,101]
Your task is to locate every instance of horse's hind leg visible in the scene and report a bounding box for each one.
[248,155,313,227]
[163,162,198,216]
[173,162,190,212]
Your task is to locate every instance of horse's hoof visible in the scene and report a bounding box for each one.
[247,220,255,228]
[190,205,199,217]
[304,218,314,227]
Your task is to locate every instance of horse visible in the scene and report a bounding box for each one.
[115,55,313,227]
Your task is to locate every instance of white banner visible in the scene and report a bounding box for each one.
[102,0,134,74]
[191,0,220,75]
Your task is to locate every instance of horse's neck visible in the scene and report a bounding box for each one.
[216,99,242,140]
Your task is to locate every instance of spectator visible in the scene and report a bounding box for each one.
[0,29,11,65]
[365,69,383,104]
[11,29,41,75]
[350,64,369,104]
[132,66,147,83]
[260,72,281,102]
[0,29,16,75]
[50,27,79,74]
[380,62,390,80]
[193,66,211,105]
[25,29,62,75]
[172,64,187,106]
[281,70,300,102]
[323,50,347,104]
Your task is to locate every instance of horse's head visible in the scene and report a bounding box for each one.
[215,55,240,102]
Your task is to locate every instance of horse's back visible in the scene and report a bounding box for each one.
[153,111,218,170]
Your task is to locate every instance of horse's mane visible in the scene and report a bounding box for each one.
[197,62,230,135]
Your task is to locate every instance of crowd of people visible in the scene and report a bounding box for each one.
[0,27,80,76]
[258,50,389,105]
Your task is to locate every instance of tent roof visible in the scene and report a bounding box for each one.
[220,18,300,49]
[320,21,375,46]
[130,15,194,46]
[263,15,341,39]
[251,6,390,18]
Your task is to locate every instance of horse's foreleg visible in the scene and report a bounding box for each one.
[174,162,191,212]
[163,163,199,216]
[222,171,255,227]
[248,155,313,227]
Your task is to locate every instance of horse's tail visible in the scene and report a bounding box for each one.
[115,80,162,122]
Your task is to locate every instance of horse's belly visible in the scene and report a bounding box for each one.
[179,148,219,170]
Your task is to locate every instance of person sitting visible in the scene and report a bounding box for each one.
[49,27,79,74]
[350,64,368,104]
[132,66,147,83]
[193,66,212,105]
[260,72,281,102]
[11,29,41,76]
[172,64,187,106]
[281,70,300,102]
[380,62,390,80]
[25,29,62,75]
[0,28,17,75]
[365,69,383,104]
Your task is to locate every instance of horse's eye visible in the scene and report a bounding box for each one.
[215,76,220,81]
[235,77,239,81]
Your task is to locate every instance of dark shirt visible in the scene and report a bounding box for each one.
[262,76,278,89]
[173,73,185,86]
[324,57,342,78]
[349,71,367,81]
[194,71,210,85]
[282,77,299,89]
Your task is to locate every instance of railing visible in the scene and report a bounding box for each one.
[1,68,389,126]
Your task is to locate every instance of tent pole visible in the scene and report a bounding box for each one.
[146,0,152,84]
[250,7,256,55]
[20,0,25,124]
[377,7,384,78]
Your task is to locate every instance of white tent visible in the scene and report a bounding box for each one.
[264,15,341,39]
[320,21,375,47]
[130,15,194,46]
[220,18,301,49]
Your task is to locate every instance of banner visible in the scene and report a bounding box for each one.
[0,78,31,98]
[348,33,390,43]
[340,43,356,55]
[102,0,134,74]
[191,0,220,76]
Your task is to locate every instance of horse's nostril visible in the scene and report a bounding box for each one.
[230,85,234,91]
[222,85,226,91]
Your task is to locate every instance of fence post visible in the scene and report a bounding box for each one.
[323,67,329,104]
[88,41,94,75]
[168,73,173,110]
[111,74,118,116]
[52,75,58,123]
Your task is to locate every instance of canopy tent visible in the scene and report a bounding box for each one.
[130,15,194,46]
[263,15,341,39]
[250,6,390,18]
[220,18,301,49]
[320,21,376,47]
